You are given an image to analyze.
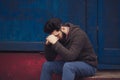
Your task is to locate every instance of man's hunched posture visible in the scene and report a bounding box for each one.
[40,18,98,80]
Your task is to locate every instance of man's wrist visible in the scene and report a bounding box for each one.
[51,39,58,44]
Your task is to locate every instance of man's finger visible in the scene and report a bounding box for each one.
[46,40,49,45]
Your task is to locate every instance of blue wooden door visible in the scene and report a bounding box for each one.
[98,0,120,69]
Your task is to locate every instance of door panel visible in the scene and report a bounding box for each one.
[98,0,120,69]
[86,0,98,53]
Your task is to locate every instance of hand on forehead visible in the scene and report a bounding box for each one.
[51,30,60,36]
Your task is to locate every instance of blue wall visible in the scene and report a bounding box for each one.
[0,0,53,42]
[0,0,88,51]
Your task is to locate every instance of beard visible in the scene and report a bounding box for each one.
[59,31,67,44]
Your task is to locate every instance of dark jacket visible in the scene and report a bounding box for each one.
[44,23,98,68]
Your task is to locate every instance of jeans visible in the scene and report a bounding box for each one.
[40,61,96,80]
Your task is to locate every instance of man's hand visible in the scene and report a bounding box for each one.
[46,35,59,45]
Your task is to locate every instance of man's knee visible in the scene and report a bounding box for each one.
[63,63,75,72]
[42,61,53,70]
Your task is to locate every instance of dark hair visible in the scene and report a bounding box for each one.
[44,18,62,34]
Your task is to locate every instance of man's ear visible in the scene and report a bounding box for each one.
[61,27,65,31]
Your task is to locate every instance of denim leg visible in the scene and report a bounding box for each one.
[40,61,64,80]
[62,61,96,80]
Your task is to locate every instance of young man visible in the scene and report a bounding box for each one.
[40,18,97,80]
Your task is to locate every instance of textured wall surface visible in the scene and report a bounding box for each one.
[0,0,88,51]
[0,0,51,42]
[0,52,46,80]
[0,52,63,80]
[0,0,86,42]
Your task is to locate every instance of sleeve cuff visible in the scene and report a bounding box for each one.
[52,41,61,50]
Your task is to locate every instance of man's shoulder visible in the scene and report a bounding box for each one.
[65,25,85,40]
[70,25,85,35]
[64,22,86,36]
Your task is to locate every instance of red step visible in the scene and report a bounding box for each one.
[0,52,120,80]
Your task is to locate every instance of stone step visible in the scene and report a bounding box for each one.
[54,70,120,80]
[76,70,120,80]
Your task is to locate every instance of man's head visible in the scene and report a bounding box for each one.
[44,18,69,42]
[44,18,62,34]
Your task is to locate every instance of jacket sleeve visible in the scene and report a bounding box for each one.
[52,32,85,61]
[44,44,57,61]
